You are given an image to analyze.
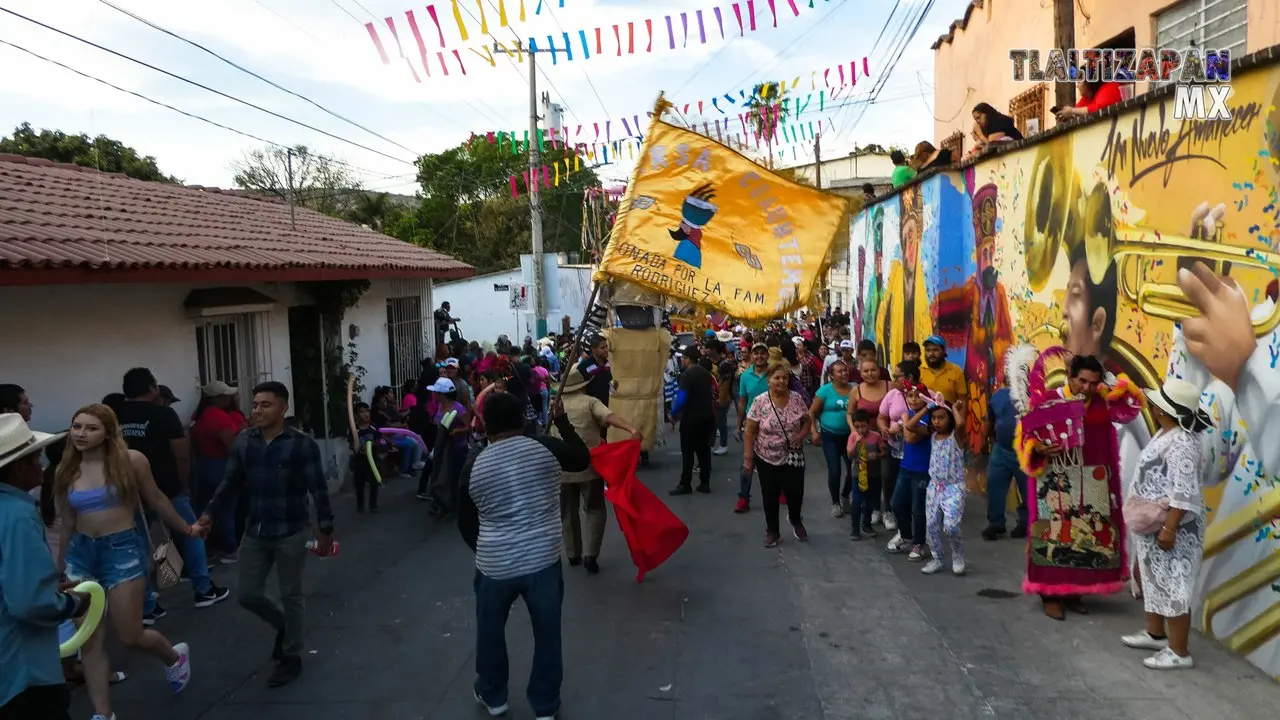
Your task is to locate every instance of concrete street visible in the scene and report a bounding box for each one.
[75,439,1278,720]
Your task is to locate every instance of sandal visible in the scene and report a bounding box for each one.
[67,671,128,685]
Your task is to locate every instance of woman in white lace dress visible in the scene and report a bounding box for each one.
[1121,378,1213,670]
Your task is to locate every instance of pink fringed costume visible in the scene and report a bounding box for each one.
[1005,345,1145,597]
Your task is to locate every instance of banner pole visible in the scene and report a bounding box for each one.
[552,280,605,403]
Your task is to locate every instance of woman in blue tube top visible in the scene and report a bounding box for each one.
[53,403,200,720]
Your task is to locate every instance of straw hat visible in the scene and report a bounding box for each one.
[0,413,65,471]
[1144,378,1213,432]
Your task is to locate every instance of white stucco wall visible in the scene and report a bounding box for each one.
[0,277,430,435]
[432,256,594,345]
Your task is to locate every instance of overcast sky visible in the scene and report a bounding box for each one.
[0,0,972,193]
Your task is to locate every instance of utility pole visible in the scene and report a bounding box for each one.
[285,147,297,231]
[495,41,561,339]
[1053,0,1076,111]
[814,133,822,189]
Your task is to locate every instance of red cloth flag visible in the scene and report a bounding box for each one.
[590,439,688,582]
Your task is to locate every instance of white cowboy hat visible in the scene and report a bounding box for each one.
[1144,378,1212,431]
[715,330,733,342]
[0,413,65,471]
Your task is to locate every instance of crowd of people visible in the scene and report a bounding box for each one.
[1,262,1276,718]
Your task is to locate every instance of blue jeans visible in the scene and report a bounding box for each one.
[819,431,852,505]
[140,495,213,611]
[986,445,1029,529]
[891,469,930,545]
[64,529,148,590]
[714,404,730,447]
[392,436,422,474]
[194,456,238,555]
[850,463,881,535]
[474,561,563,717]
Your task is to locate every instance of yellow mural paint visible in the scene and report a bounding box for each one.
[849,58,1280,678]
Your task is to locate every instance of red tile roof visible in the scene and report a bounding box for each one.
[0,154,473,285]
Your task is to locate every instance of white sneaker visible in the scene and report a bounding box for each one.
[412,461,426,471]
[883,514,898,531]
[921,559,944,574]
[1122,631,1170,651]
[870,511,882,525]
[830,503,844,518]
[713,445,728,456]
[474,690,509,716]
[952,558,966,576]
[1143,647,1194,670]
[166,642,191,693]
[886,533,908,553]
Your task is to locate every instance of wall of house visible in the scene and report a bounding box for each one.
[432,258,594,343]
[0,276,432,486]
[848,57,1280,677]
[787,152,895,186]
[932,0,1280,144]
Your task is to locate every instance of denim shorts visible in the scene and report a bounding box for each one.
[63,528,148,590]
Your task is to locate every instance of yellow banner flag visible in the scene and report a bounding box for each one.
[595,119,848,319]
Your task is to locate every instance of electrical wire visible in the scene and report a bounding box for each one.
[326,0,361,24]
[0,37,407,182]
[97,0,420,157]
[837,0,937,143]
[825,0,920,140]
[722,0,858,93]
[537,1,613,122]
[249,0,323,45]
[0,5,418,167]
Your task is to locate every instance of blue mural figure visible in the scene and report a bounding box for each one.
[670,183,719,268]
[865,206,885,347]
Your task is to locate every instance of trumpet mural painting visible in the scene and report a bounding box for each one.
[849,57,1280,678]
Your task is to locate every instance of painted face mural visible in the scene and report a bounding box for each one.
[847,59,1280,677]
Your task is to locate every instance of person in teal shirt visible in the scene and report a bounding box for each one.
[733,342,770,512]
[808,360,855,517]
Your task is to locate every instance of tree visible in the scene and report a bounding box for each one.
[231,145,360,218]
[0,122,175,182]
[390,136,598,274]
[347,191,403,232]
[746,81,789,169]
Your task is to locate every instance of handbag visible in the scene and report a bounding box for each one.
[142,512,184,590]
[1122,495,1170,536]
[770,400,805,469]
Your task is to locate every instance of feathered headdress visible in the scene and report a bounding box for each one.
[1004,343,1039,417]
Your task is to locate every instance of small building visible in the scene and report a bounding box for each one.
[0,154,472,480]
[931,0,1280,152]
[432,254,594,344]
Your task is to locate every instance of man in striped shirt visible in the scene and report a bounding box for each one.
[457,392,591,720]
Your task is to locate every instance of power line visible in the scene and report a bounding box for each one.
[840,0,936,142]
[97,0,420,157]
[826,0,917,138]
[249,0,323,45]
[0,5,418,166]
[537,1,612,123]
[0,37,406,181]
[724,0,857,93]
[326,0,361,24]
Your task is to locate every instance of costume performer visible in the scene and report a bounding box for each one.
[1007,345,1145,620]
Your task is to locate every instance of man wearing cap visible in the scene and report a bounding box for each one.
[441,358,474,413]
[0,414,93,719]
[577,331,613,407]
[157,385,180,408]
[920,336,968,407]
[116,368,229,620]
[669,346,716,496]
[733,342,771,512]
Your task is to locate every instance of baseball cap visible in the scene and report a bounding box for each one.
[201,380,238,397]
[427,378,456,393]
[838,339,854,350]
[158,385,180,403]
[751,341,768,351]
[923,335,946,349]
[791,336,805,345]
[445,358,460,367]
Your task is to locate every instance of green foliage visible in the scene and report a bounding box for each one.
[300,280,371,438]
[0,122,175,182]
[390,136,598,274]
[346,191,405,232]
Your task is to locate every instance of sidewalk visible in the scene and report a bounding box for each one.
[73,440,1278,719]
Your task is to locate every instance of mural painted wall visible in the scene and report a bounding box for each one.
[848,61,1280,678]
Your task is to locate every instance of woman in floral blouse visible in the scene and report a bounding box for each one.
[743,363,812,548]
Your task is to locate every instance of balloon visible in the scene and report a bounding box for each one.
[60,581,106,658]
[364,441,384,486]
[378,426,428,453]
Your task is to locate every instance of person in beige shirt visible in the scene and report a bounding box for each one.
[551,368,642,575]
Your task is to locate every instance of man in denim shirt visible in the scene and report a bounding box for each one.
[197,382,335,689]
[0,414,90,720]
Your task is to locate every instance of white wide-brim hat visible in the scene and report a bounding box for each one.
[1144,378,1212,431]
[0,413,65,471]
